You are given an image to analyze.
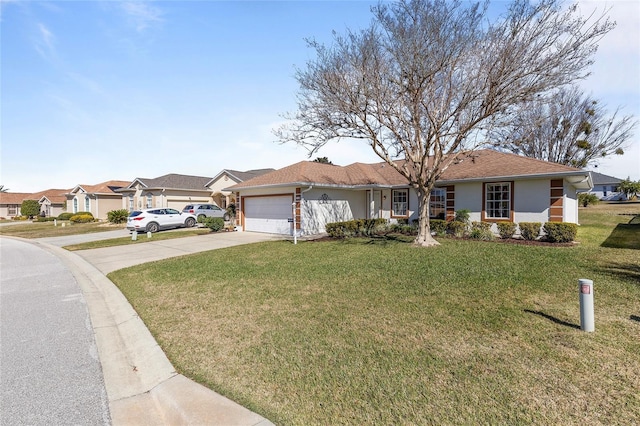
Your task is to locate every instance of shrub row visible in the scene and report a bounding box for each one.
[70,213,95,223]
[326,218,577,243]
[326,219,388,238]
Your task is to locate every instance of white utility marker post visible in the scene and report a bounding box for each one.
[579,279,595,332]
[131,232,137,241]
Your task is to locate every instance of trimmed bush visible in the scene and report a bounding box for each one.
[469,221,493,240]
[203,217,225,232]
[429,219,447,236]
[107,209,130,224]
[70,214,94,223]
[543,222,578,243]
[446,220,466,238]
[496,222,517,239]
[57,212,74,220]
[326,219,387,238]
[35,217,56,222]
[519,222,541,241]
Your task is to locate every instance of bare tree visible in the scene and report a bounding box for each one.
[276,0,614,246]
[490,86,637,168]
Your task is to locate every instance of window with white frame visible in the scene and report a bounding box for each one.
[430,188,446,219]
[129,195,134,211]
[392,189,408,217]
[8,205,17,215]
[84,196,90,211]
[485,182,511,219]
[73,197,78,213]
[146,194,153,208]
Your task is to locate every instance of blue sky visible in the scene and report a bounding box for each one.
[1,0,638,193]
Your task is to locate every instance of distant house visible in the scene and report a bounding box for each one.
[0,192,32,218]
[65,180,130,220]
[0,189,69,218]
[584,172,626,201]
[36,189,69,217]
[116,174,215,211]
[206,168,275,209]
[227,150,593,236]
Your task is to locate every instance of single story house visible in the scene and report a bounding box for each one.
[226,149,593,236]
[0,189,69,218]
[581,172,626,201]
[65,180,130,220]
[116,174,214,211]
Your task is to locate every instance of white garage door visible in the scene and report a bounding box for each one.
[244,196,293,235]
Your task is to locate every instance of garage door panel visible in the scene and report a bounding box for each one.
[244,196,292,234]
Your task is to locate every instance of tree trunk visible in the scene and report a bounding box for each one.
[414,187,440,247]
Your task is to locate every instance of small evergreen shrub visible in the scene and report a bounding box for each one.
[107,209,130,224]
[519,222,541,241]
[578,193,600,207]
[496,222,517,239]
[543,222,578,243]
[454,209,470,224]
[429,219,447,236]
[469,221,493,240]
[36,217,56,222]
[203,217,225,232]
[70,214,94,223]
[447,220,467,238]
[58,212,74,220]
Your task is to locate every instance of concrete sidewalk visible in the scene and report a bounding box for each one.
[32,231,281,426]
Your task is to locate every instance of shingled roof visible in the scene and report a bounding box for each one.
[228,150,590,190]
[71,180,130,195]
[125,174,213,191]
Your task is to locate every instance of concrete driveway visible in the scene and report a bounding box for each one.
[69,231,283,274]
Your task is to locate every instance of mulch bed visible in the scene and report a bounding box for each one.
[307,234,577,247]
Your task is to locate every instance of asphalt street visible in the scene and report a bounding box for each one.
[0,237,111,425]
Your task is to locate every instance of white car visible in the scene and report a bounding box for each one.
[126,208,197,233]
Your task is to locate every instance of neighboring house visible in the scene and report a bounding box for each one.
[116,174,214,211]
[226,149,593,236]
[0,189,69,218]
[206,168,275,208]
[66,180,130,220]
[35,189,69,217]
[0,192,33,218]
[581,172,626,201]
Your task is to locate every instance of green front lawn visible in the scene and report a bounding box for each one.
[0,221,123,238]
[109,205,640,425]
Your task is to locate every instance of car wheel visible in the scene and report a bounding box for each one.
[185,217,196,228]
[197,214,206,222]
[146,222,160,233]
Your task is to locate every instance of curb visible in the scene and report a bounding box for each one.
[36,240,274,426]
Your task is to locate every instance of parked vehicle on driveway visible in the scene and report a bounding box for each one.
[126,208,196,233]
[182,204,229,221]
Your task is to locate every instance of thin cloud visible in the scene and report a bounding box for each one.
[34,22,56,60]
[119,1,164,33]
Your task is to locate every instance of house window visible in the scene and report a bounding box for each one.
[146,194,153,208]
[430,188,446,219]
[392,189,408,217]
[84,196,90,211]
[128,195,134,211]
[8,205,17,216]
[73,198,78,213]
[485,182,512,219]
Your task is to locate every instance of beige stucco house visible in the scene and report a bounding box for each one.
[227,150,593,236]
[66,180,130,220]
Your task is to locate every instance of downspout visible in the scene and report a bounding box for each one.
[295,186,313,244]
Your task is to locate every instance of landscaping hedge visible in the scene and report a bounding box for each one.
[496,222,517,239]
[325,219,387,238]
[543,222,578,243]
[519,222,541,241]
